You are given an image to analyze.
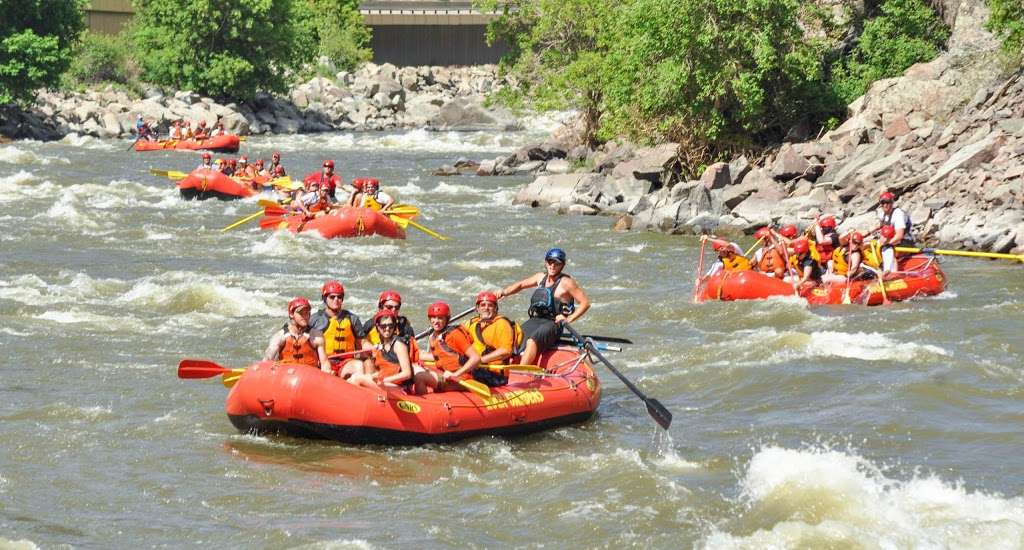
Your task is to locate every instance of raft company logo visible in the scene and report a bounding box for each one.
[396,401,421,414]
[481,389,544,410]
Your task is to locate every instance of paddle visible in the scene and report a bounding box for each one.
[743,236,765,258]
[388,214,449,240]
[562,323,672,430]
[222,210,265,232]
[149,168,188,180]
[178,359,241,380]
[868,241,892,305]
[894,246,1024,263]
[841,268,853,305]
[414,306,476,340]
[459,378,492,397]
[581,334,632,345]
[127,136,140,151]
[693,236,707,302]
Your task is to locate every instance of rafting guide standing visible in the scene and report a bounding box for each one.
[495,248,591,365]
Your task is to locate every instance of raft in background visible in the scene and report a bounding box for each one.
[259,206,407,239]
[226,347,601,445]
[695,254,946,305]
[134,134,241,153]
[177,168,257,200]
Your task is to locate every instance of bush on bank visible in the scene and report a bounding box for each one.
[0,0,85,105]
[482,0,958,173]
[985,0,1024,62]
[309,0,373,73]
[64,31,142,94]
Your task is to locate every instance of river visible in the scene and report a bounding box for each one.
[1,126,1022,549]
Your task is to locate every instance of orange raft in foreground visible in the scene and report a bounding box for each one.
[226,347,601,445]
[259,206,406,239]
[177,168,257,200]
[134,134,241,153]
[695,254,946,305]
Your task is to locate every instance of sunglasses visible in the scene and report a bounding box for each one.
[377,323,396,329]
[880,200,893,204]
[326,294,343,300]
[382,303,400,310]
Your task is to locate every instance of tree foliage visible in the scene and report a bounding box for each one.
[0,0,85,104]
[131,0,318,100]
[831,0,950,105]
[985,0,1024,61]
[67,31,133,87]
[309,0,372,71]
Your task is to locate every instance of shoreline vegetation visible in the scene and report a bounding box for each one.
[1,0,1021,253]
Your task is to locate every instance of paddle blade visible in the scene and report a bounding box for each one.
[178,359,229,379]
[406,218,448,240]
[459,379,492,397]
[258,198,284,210]
[222,369,245,388]
[259,215,287,229]
[645,398,673,430]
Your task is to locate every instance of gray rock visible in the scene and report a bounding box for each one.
[514,173,598,207]
[515,160,545,174]
[476,159,496,176]
[610,143,678,183]
[428,97,520,131]
[700,162,732,190]
[997,118,1024,137]
[545,159,572,174]
[769,145,810,180]
[434,164,459,176]
[728,155,752,185]
[927,133,1005,185]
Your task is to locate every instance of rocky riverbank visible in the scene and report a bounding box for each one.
[466,2,1023,254]
[0,63,520,141]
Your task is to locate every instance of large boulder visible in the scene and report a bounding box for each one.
[428,97,520,131]
[514,173,598,208]
[610,143,679,184]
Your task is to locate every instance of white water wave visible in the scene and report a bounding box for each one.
[0,537,41,550]
[453,258,524,270]
[0,145,67,165]
[703,445,1024,549]
[117,274,281,317]
[59,133,118,150]
[729,328,949,364]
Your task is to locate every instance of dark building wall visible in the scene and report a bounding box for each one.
[369,25,508,66]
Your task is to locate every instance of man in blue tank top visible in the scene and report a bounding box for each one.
[495,248,591,366]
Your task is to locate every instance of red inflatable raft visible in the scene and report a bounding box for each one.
[177,168,257,200]
[696,254,946,306]
[226,347,601,445]
[259,206,406,239]
[134,134,241,153]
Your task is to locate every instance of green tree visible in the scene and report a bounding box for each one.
[67,31,132,87]
[831,0,950,104]
[131,0,318,101]
[986,0,1024,61]
[0,0,85,105]
[309,0,372,71]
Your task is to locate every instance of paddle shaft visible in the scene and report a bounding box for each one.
[563,323,672,429]
[895,246,1023,262]
[414,306,476,340]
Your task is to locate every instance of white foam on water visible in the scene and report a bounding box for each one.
[59,133,118,150]
[117,274,281,317]
[289,539,376,550]
[0,171,54,203]
[0,538,41,550]
[248,231,326,261]
[703,445,1024,549]
[625,243,648,253]
[558,500,610,519]
[0,145,45,165]
[798,330,948,362]
[41,194,103,230]
[35,309,119,325]
[453,258,524,270]
[145,230,174,240]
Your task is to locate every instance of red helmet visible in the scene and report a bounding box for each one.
[881,225,896,239]
[323,160,334,169]
[255,159,264,166]
[378,290,402,308]
[321,280,345,299]
[880,191,895,202]
[849,231,864,243]
[476,291,498,305]
[427,301,450,318]
[365,178,379,189]
[793,239,810,254]
[287,297,311,316]
[819,216,836,229]
[373,309,398,325]
[199,120,207,127]
[780,224,798,239]
[351,178,364,190]
[754,227,771,240]
[228,159,237,168]
[711,241,731,252]
[201,152,211,160]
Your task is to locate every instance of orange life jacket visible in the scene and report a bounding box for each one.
[373,342,403,380]
[756,247,785,276]
[429,326,470,373]
[280,332,318,368]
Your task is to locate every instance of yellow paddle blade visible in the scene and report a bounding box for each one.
[388,214,410,229]
[149,168,188,180]
[459,378,491,397]
[397,217,448,241]
[381,207,420,219]
[265,176,301,190]
[221,210,265,232]
[239,136,247,142]
[221,368,245,388]
[258,198,285,210]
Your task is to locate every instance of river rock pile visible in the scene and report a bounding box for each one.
[477,4,1024,254]
[8,63,519,140]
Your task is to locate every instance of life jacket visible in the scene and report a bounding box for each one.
[862,243,882,268]
[280,331,318,368]
[465,315,523,365]
[429,325,470,373]
[797,255,823,282]
[323,312,357,354]
[319,173,339,196]
[367,316,420,363]
[722,255,752,271]
[816,231,840,261]
[363,193,382,211]
[373,341,403,380]
[756,247,785,276]
[881,207,915,246]
[529,274,574,319]
[309,195,330,213]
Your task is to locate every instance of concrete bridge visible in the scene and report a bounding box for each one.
[85,0,508,66]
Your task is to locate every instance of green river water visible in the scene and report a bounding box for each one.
[0,128,1022,549]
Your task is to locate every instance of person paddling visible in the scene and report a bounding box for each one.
[194,120,209,140]
[268,152,286,177]
[309,160,341,200]
[462,291,521,386]
[784,238,822,290]
[351,178,394,211]
[417,301,483,394]
[197,152,214,171]
[495,248,590,366]
[824,231,866,283]
[752,227,787,278]
[263,297,331,372]
[814,215,841,260]
[309,280,365,379]
[702,236,750,276]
